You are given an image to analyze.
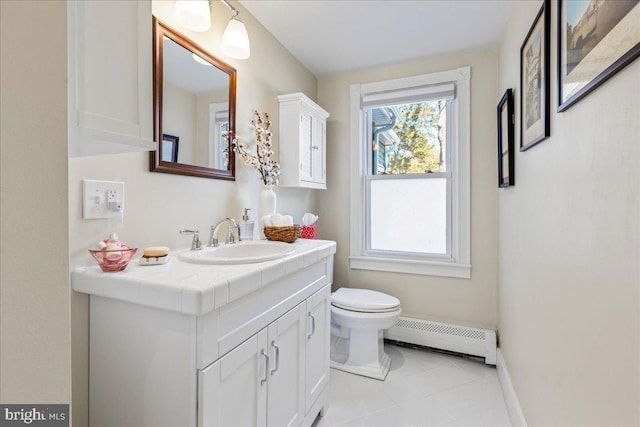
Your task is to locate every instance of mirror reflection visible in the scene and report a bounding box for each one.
[152,18,236,180]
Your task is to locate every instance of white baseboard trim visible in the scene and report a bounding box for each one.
[496,349,528,427]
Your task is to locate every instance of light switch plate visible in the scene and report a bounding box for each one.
[83,179,125,219]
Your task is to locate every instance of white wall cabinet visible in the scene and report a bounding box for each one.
[86,253,333,427]
[278,93,330,189]
[67,0,155,157]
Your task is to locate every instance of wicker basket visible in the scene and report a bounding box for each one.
[264,225,300,243]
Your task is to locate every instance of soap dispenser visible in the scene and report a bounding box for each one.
[239,208,254,241]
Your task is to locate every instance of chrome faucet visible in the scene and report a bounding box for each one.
[209,218,240,247]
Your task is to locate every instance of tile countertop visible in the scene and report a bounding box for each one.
[72,239,336,316]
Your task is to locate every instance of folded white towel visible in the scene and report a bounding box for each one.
[270,213,284,226]
[262,215,273,227]
[283,215,294,226]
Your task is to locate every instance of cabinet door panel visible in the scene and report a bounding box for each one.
[311,118,325,184]
[300,112,313,182]
[199,330,268,427]
[305,285,331,413]
[267,305,306,427]
[68,0,154,155]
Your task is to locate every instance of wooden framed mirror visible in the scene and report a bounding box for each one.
[151,17,236,180]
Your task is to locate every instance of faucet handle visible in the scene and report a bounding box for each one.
[179,229,202,251]
[226,219,239,244]
[226,227,236,244]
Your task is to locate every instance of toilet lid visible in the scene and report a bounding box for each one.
[331,288,401,313]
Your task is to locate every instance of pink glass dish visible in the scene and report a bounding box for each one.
[89,248,138,272]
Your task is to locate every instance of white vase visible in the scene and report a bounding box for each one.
[258,184,277,238]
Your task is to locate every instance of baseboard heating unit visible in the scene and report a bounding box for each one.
[385,316,497,365]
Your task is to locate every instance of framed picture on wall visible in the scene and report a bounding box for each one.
[161,134,179,163]
[557,0,640,112]
[520,0,550,151]
[498,89,515,188]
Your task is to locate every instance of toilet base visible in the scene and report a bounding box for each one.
[330,350,391,380]
[330,331,392,380]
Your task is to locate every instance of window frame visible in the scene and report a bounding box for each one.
[349,67,471,278]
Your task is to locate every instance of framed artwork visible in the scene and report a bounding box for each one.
[161,134,179,163]
[498,89,515,188]
[520,0,550,151]
[557,0,640,111]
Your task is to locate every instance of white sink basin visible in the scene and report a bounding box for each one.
[178,240,294,265]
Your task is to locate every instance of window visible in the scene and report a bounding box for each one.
[349,67,471,278]
[209,102,230,170]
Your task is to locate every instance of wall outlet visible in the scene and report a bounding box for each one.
[83,179,125,219]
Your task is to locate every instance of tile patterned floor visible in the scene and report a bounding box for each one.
[313,344,512,427]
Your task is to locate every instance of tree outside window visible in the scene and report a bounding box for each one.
[372,100,447,175]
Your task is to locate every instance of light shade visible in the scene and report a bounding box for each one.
[221,17,250,60]
[174,0,211,32]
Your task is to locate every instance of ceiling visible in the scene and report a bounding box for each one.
[240,0,512,76]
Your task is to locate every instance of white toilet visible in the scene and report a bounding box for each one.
[330,288,401,380]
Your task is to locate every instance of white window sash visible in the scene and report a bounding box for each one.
[349,66,471,278]
[364,173,453,258]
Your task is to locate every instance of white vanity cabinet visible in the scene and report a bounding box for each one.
[73,240,335,427]
[200,286,330,427]
[305,287,331,413]
[278,93,330,189]
[67,0,155,156]
[199,302,307,427]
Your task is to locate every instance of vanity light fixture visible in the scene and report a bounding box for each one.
[220,0,251,60]
[174,0,251,60]
[174,0,211,32]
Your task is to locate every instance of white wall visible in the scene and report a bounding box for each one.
[497,1,640,425]
[69,1,318,424]
[317,49,499,328]
[163,82,197,164]
[0,0,70,404]
[196,90,228,167]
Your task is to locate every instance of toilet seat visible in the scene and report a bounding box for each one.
[331,305,402,330]
[331,288,400,313]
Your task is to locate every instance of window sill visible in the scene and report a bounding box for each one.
[349,255,471,279]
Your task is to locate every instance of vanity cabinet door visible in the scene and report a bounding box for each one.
[266,304,306,427]
[304,285,331,413]
[68,0,155,156]
[198,330,268,427]
[199,303,310,427]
